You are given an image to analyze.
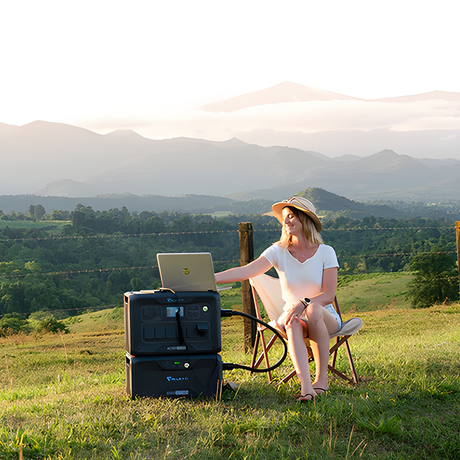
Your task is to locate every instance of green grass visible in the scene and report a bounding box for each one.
[337,272,414,312]
[1,279,460,459]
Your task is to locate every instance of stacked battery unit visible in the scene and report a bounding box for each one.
[124,290,223,399]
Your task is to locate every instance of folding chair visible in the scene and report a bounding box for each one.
[249,273,363,385]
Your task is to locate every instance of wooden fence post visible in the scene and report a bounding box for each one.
[239,222,256,353]
[456,222,460,294]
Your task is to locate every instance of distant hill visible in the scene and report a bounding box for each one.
[201,82,460,112]
[200,81,362,113]
[4,188,460,221]
[296,188,409,218]
[235,128,460,164]
[372,90,460,103]
[226,148,460,202]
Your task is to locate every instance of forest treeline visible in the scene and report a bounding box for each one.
[0,204,458,317]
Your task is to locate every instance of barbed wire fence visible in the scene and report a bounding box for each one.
[1,224,459,319]
[0,225,458,277]
[0,224,457,243]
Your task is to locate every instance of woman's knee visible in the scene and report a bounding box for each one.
[305,302,324,325]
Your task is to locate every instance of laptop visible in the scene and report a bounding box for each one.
[157,252,220,292]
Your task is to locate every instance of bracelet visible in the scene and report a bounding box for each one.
[300,298,311,311]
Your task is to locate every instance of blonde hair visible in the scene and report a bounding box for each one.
[278,206,323,249]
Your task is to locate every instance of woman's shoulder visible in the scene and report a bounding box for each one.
[319,243,335,252]
[317,244,338,258]
[318,244,339,265]
[260,242,283,258]
[262,242,282,253]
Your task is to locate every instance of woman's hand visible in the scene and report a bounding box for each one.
[285,301,307,325]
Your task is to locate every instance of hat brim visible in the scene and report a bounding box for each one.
[272,202,322,232]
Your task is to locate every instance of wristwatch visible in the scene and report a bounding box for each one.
[300,298,311,310]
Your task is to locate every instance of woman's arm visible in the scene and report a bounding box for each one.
[215,256,272,284]
[309,267,338,306]
[284,267,338,325]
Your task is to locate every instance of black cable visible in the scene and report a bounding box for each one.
[176,309,185,346]
[220,309,288,373]
[158,287,187,349]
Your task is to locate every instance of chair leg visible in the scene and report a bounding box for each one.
[328,335,359,385]
[328,335,350,355]
[344,339,359,384]
[327,364,354,384]
[331,337,339,369]
[250,333,261,368]
[260,332,273,383]
[251,332,273,383]
[251,331,278,383]
[252,333,277,367]
[278,338,359,386]
[279,369,296,385]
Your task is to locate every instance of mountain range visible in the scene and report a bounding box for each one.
[198,82,460,159]
[136,80,460,160]
[1,81,460,203]
[1,119,460,202]
[201,82,460,112]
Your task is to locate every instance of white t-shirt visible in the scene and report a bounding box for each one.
[260,243,339,311]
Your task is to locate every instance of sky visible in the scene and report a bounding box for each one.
[1,0,459,139]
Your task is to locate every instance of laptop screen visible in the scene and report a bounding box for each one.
[156,252,218,292]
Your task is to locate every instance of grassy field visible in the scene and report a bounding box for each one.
[336,272,414,313]
[1,274,460,459]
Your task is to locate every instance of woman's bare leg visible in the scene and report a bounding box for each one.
[304,304,339,391]
[286,318,316,397]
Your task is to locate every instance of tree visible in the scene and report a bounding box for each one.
[0,313,30,335]
[34,204,46,221]
[51,209,71,220]
[28,205,35,219]
[407,251,459,308]
[35,317,69,334]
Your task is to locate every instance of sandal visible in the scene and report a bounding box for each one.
[296,394,315,403]
[312,387,327,396]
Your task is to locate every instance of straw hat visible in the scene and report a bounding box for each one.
[272,196,322,232]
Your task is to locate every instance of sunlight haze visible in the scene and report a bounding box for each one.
[1,0,459,152]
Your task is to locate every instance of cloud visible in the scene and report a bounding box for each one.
[129,99,460,142]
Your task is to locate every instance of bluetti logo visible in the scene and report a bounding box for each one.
[167,298,185,302]
[167,376,189,382]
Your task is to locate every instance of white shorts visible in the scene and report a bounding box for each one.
[323,303,342,329]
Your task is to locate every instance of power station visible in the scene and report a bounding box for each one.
[124,290,224,399]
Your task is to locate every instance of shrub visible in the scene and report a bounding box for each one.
[0,312,30,336]
[35,317,70,334]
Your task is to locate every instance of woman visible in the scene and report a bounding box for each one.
[215,196,341,402]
